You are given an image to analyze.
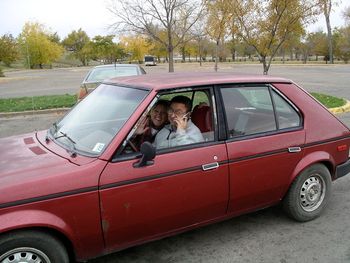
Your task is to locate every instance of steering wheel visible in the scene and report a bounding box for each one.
[126,139,138,152]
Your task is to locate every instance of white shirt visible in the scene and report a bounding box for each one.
[154,120,204,149]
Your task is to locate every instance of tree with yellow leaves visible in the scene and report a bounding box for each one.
[120,35,154,63]
[18,22,64,69]
[206,0,233,71]
[232,0,319,74]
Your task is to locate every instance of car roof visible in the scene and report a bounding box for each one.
[105,72,292,91]
[92,64,140,69]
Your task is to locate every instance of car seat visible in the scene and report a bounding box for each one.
[191,104,212,133]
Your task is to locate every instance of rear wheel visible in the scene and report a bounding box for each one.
[0,230,69,263]
[283,163,332,222]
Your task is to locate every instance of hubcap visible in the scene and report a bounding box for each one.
[0,248,50,263]
[299,174,326,212]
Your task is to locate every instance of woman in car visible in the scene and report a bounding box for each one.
[132,99,169,149]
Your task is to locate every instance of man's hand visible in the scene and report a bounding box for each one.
[174,113,189,131]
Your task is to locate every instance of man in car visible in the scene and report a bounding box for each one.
[154,95,204,149]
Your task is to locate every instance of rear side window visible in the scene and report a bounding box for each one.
[221,85,301,138]
[271,90,301,129]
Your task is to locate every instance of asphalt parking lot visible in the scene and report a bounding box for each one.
[1,64,350,262]
[1,63,350,98]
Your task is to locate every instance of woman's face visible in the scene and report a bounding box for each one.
[150,104,168,128]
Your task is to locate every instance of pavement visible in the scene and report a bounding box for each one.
[1,64,350,98]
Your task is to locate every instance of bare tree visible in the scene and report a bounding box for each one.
[190,13,207,66]
[343,6,350,24]
[108,0,205,72]
[319,0,339,64]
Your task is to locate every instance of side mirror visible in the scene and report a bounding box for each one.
[133,142,156,168]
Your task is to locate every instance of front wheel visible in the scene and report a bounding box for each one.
[283,163,332,222]
[0,230,69,263]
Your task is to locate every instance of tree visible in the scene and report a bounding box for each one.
[343,6,350,24]
[297,38,312,64]
[232,0,319,74]
[62,29,91,66]
[48,32,61,44]
[190,15,207,66]
[318,0,339,64]
[18,22,64,69]
[147,32,168,62]
[120,35,153,63]
[206,0,233,71]
[186,40,199,61]
[90,35,125,63]
[334,26,350,63]
[278,34,301,63]
[307,31,328,60]
[227,29,239,61]
[109,0,205,72]
[0,34,20,66]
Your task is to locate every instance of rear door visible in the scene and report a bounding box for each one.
[219,84,305,214]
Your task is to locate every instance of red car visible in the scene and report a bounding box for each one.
[1,72,350,262]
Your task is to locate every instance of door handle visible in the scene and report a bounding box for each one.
[202,162,219,171]
[288,147,301,153]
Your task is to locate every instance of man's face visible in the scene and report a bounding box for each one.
[168,102,187,126]
[150,104,167,128]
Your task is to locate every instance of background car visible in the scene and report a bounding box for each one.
[77,63,146,99]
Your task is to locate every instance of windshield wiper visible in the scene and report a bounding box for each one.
[54,131,77,157]
[46,122,59,142]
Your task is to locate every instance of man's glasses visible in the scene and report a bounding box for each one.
[167,108,186,116]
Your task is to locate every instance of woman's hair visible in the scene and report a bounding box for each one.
[153,99,169,110]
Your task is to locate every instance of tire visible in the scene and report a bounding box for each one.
[0,230,69,263]
[283,163,332,222]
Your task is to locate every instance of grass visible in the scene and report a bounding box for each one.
[310,92,346,108]
[0,92,345,113]
[0,94,76,112]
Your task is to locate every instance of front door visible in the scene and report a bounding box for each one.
[99,87,229,251]
[99,144,229,251]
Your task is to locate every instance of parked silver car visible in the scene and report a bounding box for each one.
[78,64,146,99]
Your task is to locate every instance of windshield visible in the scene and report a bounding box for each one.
[49,84,148,156]
[87,66,139,82]
[144,56,155,62]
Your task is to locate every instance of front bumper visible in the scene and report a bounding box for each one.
[335,159,350,180]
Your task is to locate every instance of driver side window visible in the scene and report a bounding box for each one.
[118,87,215,156]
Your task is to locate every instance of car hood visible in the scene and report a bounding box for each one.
[0,132,73,176]
[0,132,105,208]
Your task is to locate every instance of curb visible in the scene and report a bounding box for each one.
[328,100,350,115]
[0,108,70,118]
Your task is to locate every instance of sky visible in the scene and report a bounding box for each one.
[0,0,349,39]
[0,0,116,38]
